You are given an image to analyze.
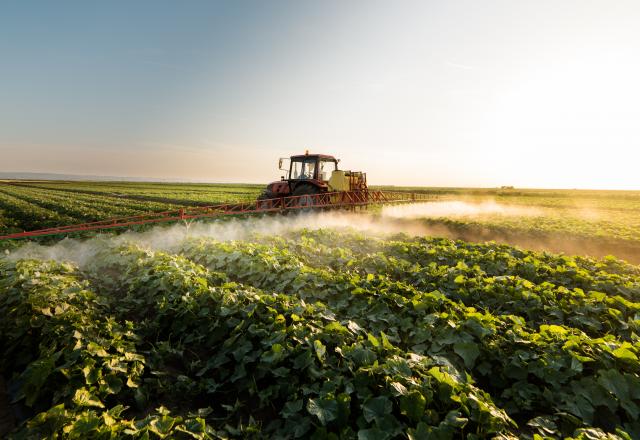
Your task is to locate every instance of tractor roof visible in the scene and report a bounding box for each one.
[290,153,337,161]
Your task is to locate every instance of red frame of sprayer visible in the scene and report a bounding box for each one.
[0,190,432,240]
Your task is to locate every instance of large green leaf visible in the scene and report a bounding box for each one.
[400,390,426,423]
[307,397,339,426]
[453,342,480,369]
[362,396,393,424]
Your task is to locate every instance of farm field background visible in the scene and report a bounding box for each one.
[1,180,640,438]
[1,181,639,263]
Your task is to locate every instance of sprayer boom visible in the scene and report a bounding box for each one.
[0,190,434,240]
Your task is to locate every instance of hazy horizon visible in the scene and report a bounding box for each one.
[1,1,639,190]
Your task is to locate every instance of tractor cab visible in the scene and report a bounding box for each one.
[259,151,367,200]
[287,154,338,182]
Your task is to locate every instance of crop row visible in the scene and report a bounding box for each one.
[2,184,183,212]
[0,184,181,216]
[0,187,138,223]
[0,191,76,231]
[12,181,263,206]
[424,213,640,245]
[372,187,640,211]
[0,182,265,234]
[177,235,640,433]
[0,185,184,234]
[1,245,513,438]
[2,230,639,438]
[249,230,640,339]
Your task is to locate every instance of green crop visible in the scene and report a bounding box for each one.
[1,228,639,439]
[0,181,262,235]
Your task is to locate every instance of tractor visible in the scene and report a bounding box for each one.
[0,151,436,241]
[258,152,367,203]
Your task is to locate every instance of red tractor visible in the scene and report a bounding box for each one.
[259,152,367,202]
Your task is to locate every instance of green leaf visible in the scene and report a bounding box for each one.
[104,375,123,394]
[362,396,393,424]
[453,342,480,369]
[73,388,105,408]
[380,332,394,350]
[324,322,348,334]
[307,397,338,426]
[282,400,304,418]
[149,415,178,438]
[347,320,363,334]
[407,422,432,440]
[293,350,314,370]
[442,410,468,429]
[612,347,638,361]
[598,369,629,402]
[86,341,109,357]
[313,340,327,363]
[346,347,377,367]
[69,412,101,435]
[20,352,60,406]
[389,382,408,396]
[400,390,426,422]
[527,416,558,436]
[261,343,285,364]
[540,324,568,336]
[336,393,351,427]
[181,417,206,437]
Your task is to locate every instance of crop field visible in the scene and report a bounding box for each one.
[1,182,640,439]
[2,182,639,254]
[377,188,640,244]
[0,181,263,234]
[2,224,640,439]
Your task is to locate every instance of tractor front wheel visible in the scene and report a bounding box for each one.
[257,191,276,210]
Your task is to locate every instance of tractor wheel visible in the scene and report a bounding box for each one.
[257,191,274,210]
[293,184,321,211]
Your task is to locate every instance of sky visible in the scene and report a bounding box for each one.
[1,0,639,189]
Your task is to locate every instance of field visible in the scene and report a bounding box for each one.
[376,187,640,260]
[0,181,262,234]
[1,181,640,439]
[2,182,640,263]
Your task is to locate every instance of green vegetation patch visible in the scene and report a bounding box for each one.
[1,229,640,438]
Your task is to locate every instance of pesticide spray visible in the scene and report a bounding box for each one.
[4,200,638,265]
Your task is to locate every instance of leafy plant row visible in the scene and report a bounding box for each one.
[1,229,640,439]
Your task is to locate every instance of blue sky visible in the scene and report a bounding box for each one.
[1,1,639,188]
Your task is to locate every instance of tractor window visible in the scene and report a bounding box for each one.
[318,160,337,181]
[291,158,316,179]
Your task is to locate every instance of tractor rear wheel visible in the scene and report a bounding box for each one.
[293,184,321,210]
[257,191,275,210]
